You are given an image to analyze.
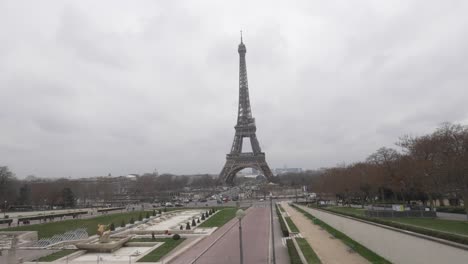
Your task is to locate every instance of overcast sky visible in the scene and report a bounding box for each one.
[1,1,468,178]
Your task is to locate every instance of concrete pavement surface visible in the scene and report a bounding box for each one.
[170,204,279,264]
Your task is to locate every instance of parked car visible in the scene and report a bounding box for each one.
[175,203,183,207]
[165,202,173,207]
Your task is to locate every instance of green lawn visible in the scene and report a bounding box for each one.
[36,250,77,262]
[198,208,237,228]
[1,211,152,239]
[285,217,299,233]
[328,206,366,216]
[389,218,468,236]
[137,238,185,262]
[296,237,321,264]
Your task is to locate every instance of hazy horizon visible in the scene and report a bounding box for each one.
[1,1,468,178]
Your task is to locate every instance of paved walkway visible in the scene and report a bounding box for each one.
[170,203,288,264]
[282,202,368,264]
[297,204,468,264]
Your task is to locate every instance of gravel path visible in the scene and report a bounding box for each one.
[282,202,369,264]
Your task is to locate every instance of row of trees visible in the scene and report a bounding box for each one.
[290,123,467,217]
[0,168,221,209]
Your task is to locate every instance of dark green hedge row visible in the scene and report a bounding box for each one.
[436,206,466,214]
[275,204,289,237]
[286,239,302,264]
[321,206,468,246]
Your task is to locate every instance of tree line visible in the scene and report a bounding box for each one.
[283,123,468,216]
[0,169,220,210]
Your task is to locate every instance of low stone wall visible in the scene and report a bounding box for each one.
[125,241,160,247]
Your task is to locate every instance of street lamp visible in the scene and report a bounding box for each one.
[236,209,246,264]
[270,193,276,264]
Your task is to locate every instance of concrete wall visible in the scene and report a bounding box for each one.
[298,205,468,264]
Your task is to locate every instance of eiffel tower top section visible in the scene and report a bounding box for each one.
[237,32,255,127]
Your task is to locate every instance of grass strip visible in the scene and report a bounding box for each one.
[296,237,321,264]
[275,204,289,237]
[197,208,237,227]
[36,250,77,262]
[137,238,185,262]
[1,211,152,239]
[292,204,391,264]
[323,206,468,245]
[285,216,299,233]
[286,239,302,264]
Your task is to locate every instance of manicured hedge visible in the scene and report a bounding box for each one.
[286,239,302,264]
[436,206,466,214]
[275,204,289,237]
[321,206,468,246]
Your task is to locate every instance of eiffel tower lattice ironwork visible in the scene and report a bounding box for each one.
[219,35,274,184]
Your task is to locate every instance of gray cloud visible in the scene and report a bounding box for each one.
[1,0,468,178]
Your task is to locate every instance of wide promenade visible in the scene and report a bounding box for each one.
[296,204,468,264]
[170,204,278,264]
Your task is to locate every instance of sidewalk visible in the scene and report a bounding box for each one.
[281,202,368,264]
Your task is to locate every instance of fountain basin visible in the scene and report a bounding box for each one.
[75,236,132,253]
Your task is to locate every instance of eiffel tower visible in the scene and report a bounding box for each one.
[219,34,274,184]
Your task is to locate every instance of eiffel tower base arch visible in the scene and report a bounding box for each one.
[219,153,274,184]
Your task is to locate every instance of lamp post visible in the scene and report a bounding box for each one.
[270,193,276,264]
[236,209,246,264]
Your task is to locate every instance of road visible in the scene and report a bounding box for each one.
[170,203,278,264]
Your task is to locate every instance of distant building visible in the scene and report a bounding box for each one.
[274,167,303,175]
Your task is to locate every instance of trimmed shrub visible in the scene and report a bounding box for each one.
[286,239,302,264]
[152,231,155,240]
[192,219,196,226]
[197,218,200,223]
[146,212,150,219]
[186,222,191,230]
[120,220,125,227]
[138,213,143,221]
[129,217,135,224]
[276,204,289,237]
[180,225,183,230]
[109,223,115,231]
[152,209,156,216]
[201,214,205,220]
[436,206,466,214]
[173,234,181,240]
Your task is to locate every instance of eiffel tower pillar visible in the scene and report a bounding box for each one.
[219,34,274,184]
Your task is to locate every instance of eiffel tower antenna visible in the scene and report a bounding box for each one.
[219,35,274,184]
